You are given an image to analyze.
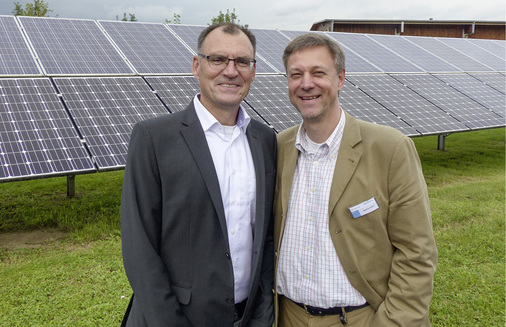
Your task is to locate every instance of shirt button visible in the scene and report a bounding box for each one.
[309,217,313,221]
[304,275,309,279]
[313,161,318,165]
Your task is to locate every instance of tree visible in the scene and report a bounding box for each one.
[165,13,181,24]
[12,0,54,17]
[210,8,239,25]
[116,12,137,22]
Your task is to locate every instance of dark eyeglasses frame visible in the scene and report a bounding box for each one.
[198,53,256,71]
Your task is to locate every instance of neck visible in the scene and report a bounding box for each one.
[304,107,342,143]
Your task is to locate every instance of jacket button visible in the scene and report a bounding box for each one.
[226,298,234,304]
[225,252,230,259]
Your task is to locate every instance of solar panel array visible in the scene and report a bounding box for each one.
[0,15,504,182]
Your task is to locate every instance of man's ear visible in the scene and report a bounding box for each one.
[192,55,200,80]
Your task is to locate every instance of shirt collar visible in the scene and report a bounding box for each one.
[193,94,251,133]
[295,108,346,156]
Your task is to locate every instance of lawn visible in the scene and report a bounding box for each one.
[0,127,504,326]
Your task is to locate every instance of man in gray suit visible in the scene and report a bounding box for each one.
[120,23,276,327]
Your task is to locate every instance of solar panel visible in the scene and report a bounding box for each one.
[166,24,204,53]
[250,28,291,73]
[437,37,504,71]
[433,73,505,118]
[99,21,194,74]
[244,75,300,132]
[145,75,200,112]
[468,38,506,60]
[346,74,468,135]
[0,78,95,181]
[0,16,41,76]
[405,36,493,72]
[325,33,383,73]
[367,34,460,72]
[18,16,133,75]
[328,33,423,73]
[340,81,419,136]
[53,77,169,169]
[390,74,501,129]
[469,73,506,94]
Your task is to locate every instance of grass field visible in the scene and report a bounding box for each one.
[0,127,504,326]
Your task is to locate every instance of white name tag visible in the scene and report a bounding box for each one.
[349,197,379,218]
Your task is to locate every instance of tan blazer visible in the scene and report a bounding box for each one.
[274,112,437,326]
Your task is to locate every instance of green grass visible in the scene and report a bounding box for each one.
[0,128,504,326]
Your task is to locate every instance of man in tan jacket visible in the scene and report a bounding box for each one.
[274,33,437,326]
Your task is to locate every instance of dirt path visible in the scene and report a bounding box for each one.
[0,230,69,250]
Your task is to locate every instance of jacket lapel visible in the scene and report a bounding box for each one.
[328,112,362,215]
[179,103,229,242]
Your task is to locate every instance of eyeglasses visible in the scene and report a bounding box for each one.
[198,53,256,72]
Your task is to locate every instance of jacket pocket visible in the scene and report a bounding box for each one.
[172,284,192,305]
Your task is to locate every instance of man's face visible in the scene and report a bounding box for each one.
[286,45,345,122]
[192,27,256,115]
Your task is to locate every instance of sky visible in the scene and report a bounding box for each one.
[1,0,505,31]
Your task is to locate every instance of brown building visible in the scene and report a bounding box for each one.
[310,19,506,40]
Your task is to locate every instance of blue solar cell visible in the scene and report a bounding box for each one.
[467,39,506,60]
[100,21,194,74]
[0,78,95,180]
[145,76,200,112]
[469,73,506,94]
[166,24,204,53]
[0,16,41,75]
[18,16,133,75]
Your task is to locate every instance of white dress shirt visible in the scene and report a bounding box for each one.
[194,95,256,303]
[277,111,367,308]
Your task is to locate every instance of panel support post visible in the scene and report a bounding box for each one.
[437,134,447,151]
[67,175,75,198]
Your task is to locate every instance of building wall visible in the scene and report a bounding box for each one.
[313,22,506,40]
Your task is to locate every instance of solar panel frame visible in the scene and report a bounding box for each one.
[18,16,134,75]
[53,76,170,169]
[99,20,194,75]
[0,15,41,76]
[432,73,506,118]
[390,74,501,129]
[0,77,95,181]
[346,74,469,135]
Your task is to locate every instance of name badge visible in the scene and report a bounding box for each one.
[349,197,379,219]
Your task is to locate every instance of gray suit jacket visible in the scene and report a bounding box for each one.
[121,102,276,327]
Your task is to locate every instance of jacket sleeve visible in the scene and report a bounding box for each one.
[370,136,437,327]
[121,121,190,327]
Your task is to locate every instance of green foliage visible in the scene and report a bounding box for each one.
[210,8,239,25]
[165,13,181,24]
[0,128,504,326]
[116,12,137,22]
[12,0,54,17]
